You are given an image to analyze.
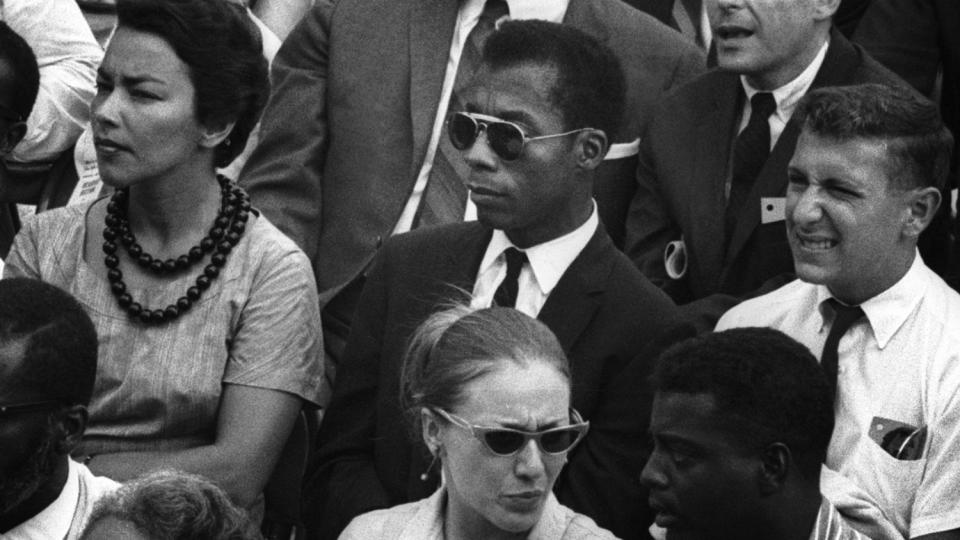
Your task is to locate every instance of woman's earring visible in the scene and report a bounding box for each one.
[420,449,440,481]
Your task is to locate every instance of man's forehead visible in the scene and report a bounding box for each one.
[463,63,559,109]
[0,339,29,393]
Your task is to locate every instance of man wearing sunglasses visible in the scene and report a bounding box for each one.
[643,327,870,540]
[718,85,960,540]
[0,277,118,539]
[308,21,680,540]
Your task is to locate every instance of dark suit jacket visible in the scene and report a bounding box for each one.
[624,30,908,325]
[239,0,704,307]
[306,221,679,540]
[854,0,960,286]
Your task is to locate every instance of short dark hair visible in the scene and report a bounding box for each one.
[81,470,261,540]
[0,278,97,405]
[401,304,569,436]
[652,328,834,478]
[794,83,954,190]
[481,20,626,140]
[115,0,269,167]
[0,21,39,121]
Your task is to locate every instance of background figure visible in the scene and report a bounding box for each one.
[0,277,118,539]
[341,306,615,540]
[3,0,323,514]
[853,0,960,289]
[624,0,911,329]
[238,0,703,387]
[718,84,960,539]
[308,20,679,540]
[0,20,39,260]
[80,470,262,540]
[0,0,101,164]
[643,328,868,540]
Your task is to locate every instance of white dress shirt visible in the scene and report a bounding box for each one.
[471,202,598,317]
[392,0,569,235]
[3,460,119,540]
[1,0,103,163]
[717,253,960,538]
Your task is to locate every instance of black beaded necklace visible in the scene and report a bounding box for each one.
[102,174,251,325]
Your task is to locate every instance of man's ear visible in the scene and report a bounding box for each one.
[54,404,88,455]
[757,442,791,496]
[198,120,236,150]
[902,186,942,239]
[575,129,609,171]
[813,0,841,21]
[0,121,27,155]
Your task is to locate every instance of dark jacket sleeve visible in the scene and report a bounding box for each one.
[239,1,335,266]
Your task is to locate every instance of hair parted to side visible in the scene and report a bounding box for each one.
[794,83,954,191]
[481,20,627,141]
[0,278,97,406]
[652,328,834,479]
[115,0,268,167]
[0,21,39,121]
[80,470,262,540]
[400,303,569,437]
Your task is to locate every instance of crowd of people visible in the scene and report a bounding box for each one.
[0,0,957,539]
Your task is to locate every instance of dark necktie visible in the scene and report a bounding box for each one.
[821,299,865,399]
[724,92,776,246]
[413,0,510,228]
[493,247,527,308]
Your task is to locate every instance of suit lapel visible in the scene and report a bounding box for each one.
[690,75,740,289]
[722,31,857,271]
[408,0,459,178]
[443,222,493,289]
[537,225,611,352]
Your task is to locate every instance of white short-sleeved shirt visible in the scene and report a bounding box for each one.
[717,254,960,538]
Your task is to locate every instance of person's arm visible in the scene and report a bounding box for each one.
[2,213,42,278]
[624,127,688,300]
[91,236,324,510]
[3,0,102,163]
[305,245,394,539]
[87,385,301,509]
[239,1,334,263]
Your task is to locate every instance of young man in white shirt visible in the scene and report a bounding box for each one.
[718,83,960,540]
[0,278,118,539]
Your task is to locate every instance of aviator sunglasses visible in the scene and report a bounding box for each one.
[433,407,590,456]
[0,400,62,419]
[447,111,591,161]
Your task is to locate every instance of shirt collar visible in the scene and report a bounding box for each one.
[816,251,929,349]
[460,0,568,26]
[479,202,598,296]
[741,36,829,124]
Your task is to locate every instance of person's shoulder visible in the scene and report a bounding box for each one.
[576,0,699,58]
[717,279,812,329]
[561,512,620,540]
[339,500,424,540]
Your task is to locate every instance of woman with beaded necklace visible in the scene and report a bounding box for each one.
[2,0,323,512]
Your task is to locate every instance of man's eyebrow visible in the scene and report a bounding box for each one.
[96,69,165,86]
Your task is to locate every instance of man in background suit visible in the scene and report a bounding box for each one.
[307,21,679,540]
[238,0,702,380]
[853,0,960,289]
[624,0,908,328]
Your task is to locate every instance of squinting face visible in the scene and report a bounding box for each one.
[439,361,570,536]
[91,26,207,189]
[786,131,913,303]
[459,64,586,249]
[708,0,830,89]
[640,392,760,540]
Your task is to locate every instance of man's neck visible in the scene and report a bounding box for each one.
[743,28,830,91]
